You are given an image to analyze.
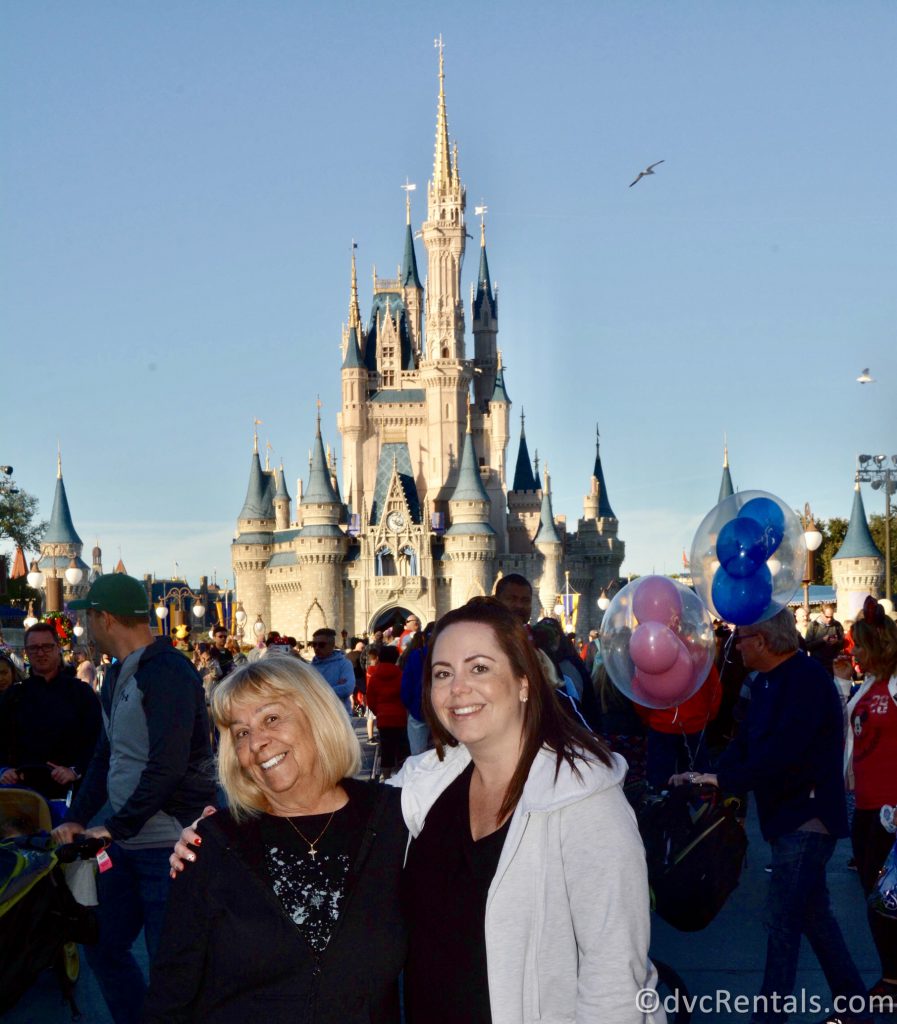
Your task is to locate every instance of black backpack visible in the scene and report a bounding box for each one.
[627,781,748,932]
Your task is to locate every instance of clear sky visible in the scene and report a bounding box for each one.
[2,1,895,590]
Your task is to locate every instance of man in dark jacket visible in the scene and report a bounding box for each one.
[0,621,101,799]
[805,603,845,676]
[675,609,870,1024]
[53,574,215,1024]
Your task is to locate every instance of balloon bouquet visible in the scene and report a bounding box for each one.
[600,490,806,711]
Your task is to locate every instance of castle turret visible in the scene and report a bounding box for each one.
[472,216,498,407]
[232,430,274,632]
[583,426,616,523]
[534,464,563,617]
[401,189,423,358]
[291,411,348,638]
[273,462,291,531]
[507,411,541,553]
[338,255,369,510]
[444,409,495,606]
[39,451,89,610]
[831,478,884,620]
[90,541,103,583]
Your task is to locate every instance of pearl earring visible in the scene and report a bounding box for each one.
[520,691,528,703]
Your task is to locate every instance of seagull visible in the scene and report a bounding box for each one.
[629,160,665,187]
[856,368,875,384]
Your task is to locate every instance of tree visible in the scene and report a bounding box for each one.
[815,517,848,586]
[0,483,47,552]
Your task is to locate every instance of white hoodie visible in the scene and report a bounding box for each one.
[394,744,664,1024]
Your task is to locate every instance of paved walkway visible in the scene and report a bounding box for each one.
[6,735,890,1022]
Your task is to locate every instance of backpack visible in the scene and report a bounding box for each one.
[627,781,747,931]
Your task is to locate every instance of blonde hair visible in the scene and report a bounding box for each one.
[211,658,361,820]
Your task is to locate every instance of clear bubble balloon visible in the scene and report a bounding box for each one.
[599,575,715,710]
[690,489,806,626]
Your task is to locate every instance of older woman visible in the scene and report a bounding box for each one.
[0,649,23,693]
[145,657,407,1023]
[839,600,897,1005]
[398,598,660,1024]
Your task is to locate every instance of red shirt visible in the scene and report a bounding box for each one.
[635,665,723,734]
[365,663,407,728]
[851,679,897,809]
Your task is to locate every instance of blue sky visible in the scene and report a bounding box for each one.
[2,1,895,589]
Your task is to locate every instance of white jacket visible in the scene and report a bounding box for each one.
[394,744,664,1024]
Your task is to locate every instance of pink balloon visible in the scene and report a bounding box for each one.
[630,622,685,675]
[631,646,696,708]
[632,575,683,627]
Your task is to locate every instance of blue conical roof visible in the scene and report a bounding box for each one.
[43,474,82,545]
[473,236,495,319]
[239,452,273,520]
[401,223,422,290]
[275,464,290,501]
[491,360,510,404]
[342,326,363,370]
[834,483,882,560]
[535,471,561,545]
[451,428,490,503]
[512,417,537,491]
[304,421,341,504]
[592,429,616,519]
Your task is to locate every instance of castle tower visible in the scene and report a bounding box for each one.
[421,43,471,502]
[39,451,89,610]
[338,257,369,511]
[232,429,275,630]
[472,216,498,407]
[273,462,291,531]
[444,408,496,606]
[534,465,563,617]
[291,411,348,639]
[719,440,734,503]
[831,478,884,621]
[507,410,541,554]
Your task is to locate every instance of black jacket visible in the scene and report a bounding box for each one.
[0,666,101,798]
[143,779,408,1024]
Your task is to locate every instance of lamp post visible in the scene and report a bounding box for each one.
[553,571,578,634]
[799,503,824,617]
[857,454,897,605]
[234,602,247,644]
[155,584,208,637]
[253,614,266,640]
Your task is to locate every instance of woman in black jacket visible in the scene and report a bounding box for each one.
[144,657,407,1024]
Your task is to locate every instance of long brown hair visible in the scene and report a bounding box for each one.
[422,597,611,824]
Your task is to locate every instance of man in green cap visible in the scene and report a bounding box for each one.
[54,573,215,1024]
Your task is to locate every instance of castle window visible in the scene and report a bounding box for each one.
[375,546,397,576]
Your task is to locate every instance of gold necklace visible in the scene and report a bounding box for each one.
[284,810,336,860]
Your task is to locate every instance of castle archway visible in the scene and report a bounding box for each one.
[368,603,425,639]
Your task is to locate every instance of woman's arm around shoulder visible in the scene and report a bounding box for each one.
[560,782,659,1023]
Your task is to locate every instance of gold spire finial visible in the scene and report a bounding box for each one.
[432,35,451,189]
[496,349,503,371]
[265,439,272,472]
[252,419,262,454]
[56,442,62,479]
[465,391,472,433]
[315,395,322,435]
[723,432,729,468]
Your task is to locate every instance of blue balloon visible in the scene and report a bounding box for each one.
[738,497,786,555]
[711,564,774,625]
[716,517,769,579]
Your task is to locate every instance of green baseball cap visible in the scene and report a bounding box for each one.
[69,574,151,616]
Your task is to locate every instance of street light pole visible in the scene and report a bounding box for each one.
[800,503,824,617]
[857,454,897,604]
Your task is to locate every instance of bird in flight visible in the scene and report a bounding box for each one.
[629,160,665,187]
[856,368,875,384]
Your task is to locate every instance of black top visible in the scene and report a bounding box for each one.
[0,666,102,798]
[145,779,408,1024]
[261,805,352,953]
[403,762,511,1024]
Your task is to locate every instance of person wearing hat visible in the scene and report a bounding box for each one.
[52,573,216,1024]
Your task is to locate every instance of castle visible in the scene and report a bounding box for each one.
[231,48,625,639]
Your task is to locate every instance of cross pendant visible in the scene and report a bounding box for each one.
[308,847,317,860]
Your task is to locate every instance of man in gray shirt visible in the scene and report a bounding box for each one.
[54,574,215,1024]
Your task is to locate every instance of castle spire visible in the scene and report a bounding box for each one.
[718,437,734,502]
[834,478,883,560]
[44,453,82,545]
[401,185,423,289]
[512,408,537,491]
[432,35,452,190]
[57,443,62,479]
[535,463,561,545]
[348,244,362,332]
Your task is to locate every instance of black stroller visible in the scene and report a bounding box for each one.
[0,786,104,1020]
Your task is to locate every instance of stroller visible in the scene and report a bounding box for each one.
[0,785,104,1020]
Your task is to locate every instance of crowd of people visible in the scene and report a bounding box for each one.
[0,573,894,1024]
